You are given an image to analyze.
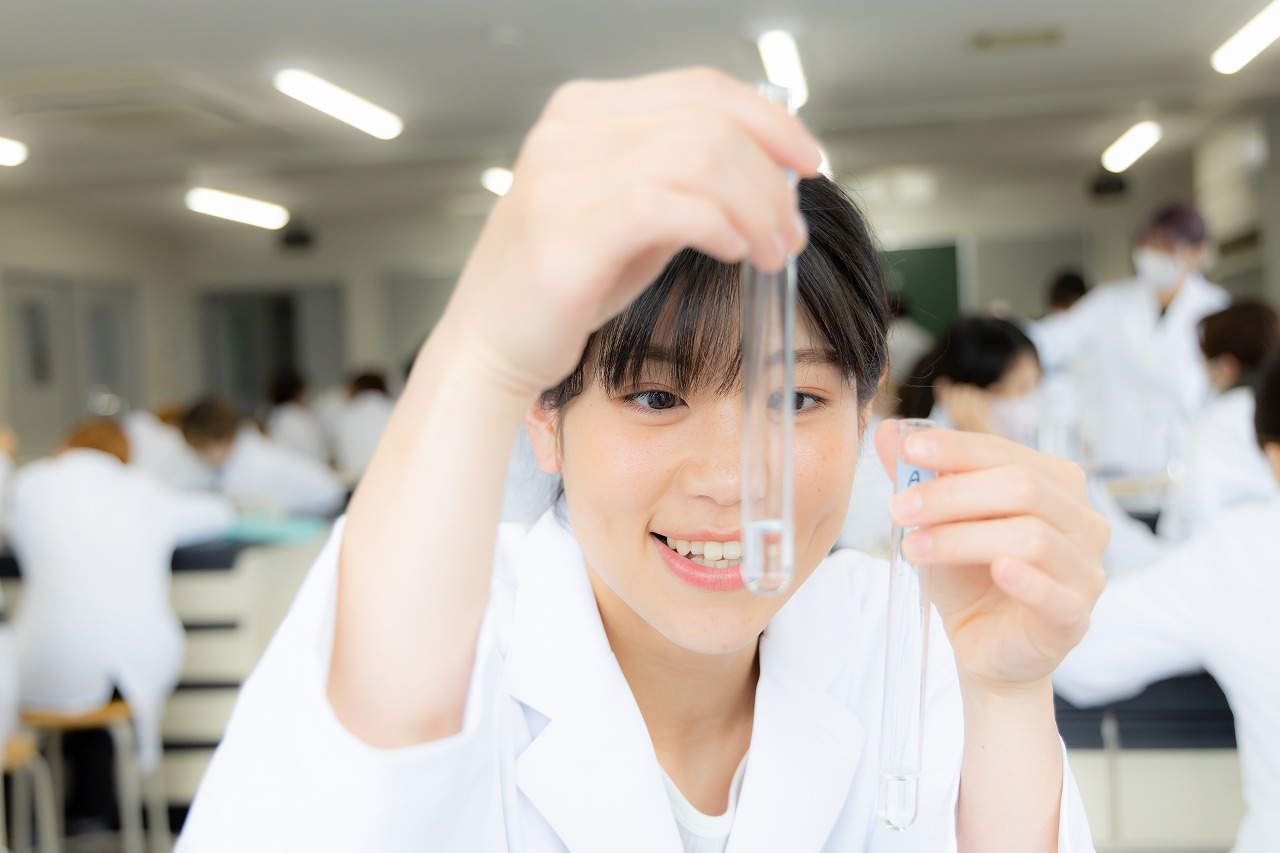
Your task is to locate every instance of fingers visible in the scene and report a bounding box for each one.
[545,68,824,178]
[990,557,1098,641]
[890,464,1110,551]
[875,419,1087,495]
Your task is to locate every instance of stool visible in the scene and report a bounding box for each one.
[21,700,170,853]
[2,732,60,853]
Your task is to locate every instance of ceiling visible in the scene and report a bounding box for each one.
[1,0,1278,234]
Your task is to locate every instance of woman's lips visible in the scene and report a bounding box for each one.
[652,532,745,592]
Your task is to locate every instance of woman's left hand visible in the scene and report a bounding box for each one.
[876,421,1109,691]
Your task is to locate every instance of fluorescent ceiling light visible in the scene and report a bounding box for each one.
[1212,0,1280,74]
[1101,120,1163,173]
[273,69,403,140]
[756,30,809,108]
[481,167,514,197]
[0,137,28,167]
[185,187,290,230]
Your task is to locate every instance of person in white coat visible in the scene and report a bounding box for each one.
[330,372,396,478]
[1055,346,1280,853]
[6,419,235,775]
[182,399,345,517]
[1159,301,1280,542]
[1029,203,1229,477]
[123,406,212,491]
[265,370,329,465]
[178,70,1105,852]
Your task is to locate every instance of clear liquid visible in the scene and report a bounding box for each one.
[878,769,919,830]
[740,518,789,594]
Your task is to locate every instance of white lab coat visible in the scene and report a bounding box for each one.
[1054,500,1280,853]
[1029,274,1228,476]
[6,449,236,771]
[331,391,395,476]
[266,402,329,464]
[123,410,213,491]
[178,513,1093,851]
[217,427,344,517]
[1158,387,1278,543]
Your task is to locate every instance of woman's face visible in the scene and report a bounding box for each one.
[986,352,1042,399]
[537,323,866,656]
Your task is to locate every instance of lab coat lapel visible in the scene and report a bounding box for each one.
[726,592,866,853]
[505,516,683,852]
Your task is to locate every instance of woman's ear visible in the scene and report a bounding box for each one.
[525,402,563,474]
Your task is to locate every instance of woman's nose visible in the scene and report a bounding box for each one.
[681,404,741,506]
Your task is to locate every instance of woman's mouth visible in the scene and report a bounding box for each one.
[651,532,747,591]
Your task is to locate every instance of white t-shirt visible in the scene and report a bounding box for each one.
[660,754,748,853]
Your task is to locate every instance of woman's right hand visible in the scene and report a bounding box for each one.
[442,67,823,399]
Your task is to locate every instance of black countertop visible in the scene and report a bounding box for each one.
[0,538,253,579]
[1056,672,1235,749]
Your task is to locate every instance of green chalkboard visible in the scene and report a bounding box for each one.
[881,245,960,337]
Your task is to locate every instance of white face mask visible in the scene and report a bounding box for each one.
[1132,248,1186,293]
[986,396,1038,446]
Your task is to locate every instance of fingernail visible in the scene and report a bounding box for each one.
[891,490,922,521]
[904,434,938,463]
[905,531,931,559]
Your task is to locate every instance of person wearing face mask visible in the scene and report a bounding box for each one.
[897,317,1042,443]
[1028,203,1229,479]
[894,316,1165,574]
[1158,301,1280,542]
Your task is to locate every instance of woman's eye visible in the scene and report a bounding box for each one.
[767,391,824,413]
[628,390,683,411]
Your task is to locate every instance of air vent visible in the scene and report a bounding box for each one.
[0,68,258,141]
[971,26,1064,52]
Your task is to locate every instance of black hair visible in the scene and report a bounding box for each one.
[1200,301,1280,379]
[270,369,307,406]
[541,176,889,414]
[1254,346,1280,448]
[349,371,389,396]
[182,398,241,447]
[897,317,1040,419]
[1047,270,1088,311]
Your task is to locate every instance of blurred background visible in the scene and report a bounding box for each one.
[2,1,1279,851]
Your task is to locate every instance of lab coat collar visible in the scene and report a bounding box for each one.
[504,513,865,852]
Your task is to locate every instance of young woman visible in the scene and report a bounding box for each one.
[898,316,1042,444]
[177,69,1106,852]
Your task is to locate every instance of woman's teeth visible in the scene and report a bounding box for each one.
[663,536,742,568]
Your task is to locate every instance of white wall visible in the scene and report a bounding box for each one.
[181,210,485,382]
[0,205,192,420]
[847,154,1196,312]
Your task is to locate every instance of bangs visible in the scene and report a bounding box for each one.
[595,250,743,396]
[539,176,889,412]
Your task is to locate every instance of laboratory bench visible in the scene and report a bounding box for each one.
[0,524,331,830]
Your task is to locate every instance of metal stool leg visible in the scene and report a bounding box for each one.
[42,734,62,823]
[143,765,170,853]
[106,722,143,853]
[0,773,9,853]
[27,756,60,853]
[12,762,31,853]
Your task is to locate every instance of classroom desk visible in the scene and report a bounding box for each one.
[1057,675,1244,851]
[0,525,331,829]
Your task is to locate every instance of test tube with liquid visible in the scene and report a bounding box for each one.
[878,418,939,830]
[740,82,798,596]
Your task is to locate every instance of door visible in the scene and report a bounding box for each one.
[5,272,79,457]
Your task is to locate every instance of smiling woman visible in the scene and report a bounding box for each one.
[176,68,1106,853]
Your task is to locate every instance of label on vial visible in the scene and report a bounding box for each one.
[896,460,936,493]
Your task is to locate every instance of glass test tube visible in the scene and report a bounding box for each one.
[740,83,798,596]
[878,418,939,830]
